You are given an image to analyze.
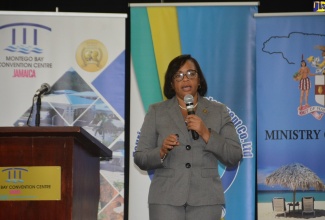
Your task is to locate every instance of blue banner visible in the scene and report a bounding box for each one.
[256,14,325,218]
[130,4,257,220]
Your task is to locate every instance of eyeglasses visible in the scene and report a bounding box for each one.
[173,70,198,82]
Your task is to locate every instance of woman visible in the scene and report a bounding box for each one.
[134,54,242,220]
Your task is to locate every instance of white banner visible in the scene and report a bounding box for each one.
[0,11,126,220]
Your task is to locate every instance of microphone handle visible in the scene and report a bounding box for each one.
[35,95,42,127]
[187,110,199,140]
[191,130,199,140]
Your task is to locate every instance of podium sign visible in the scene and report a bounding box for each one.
[0,166,61,201]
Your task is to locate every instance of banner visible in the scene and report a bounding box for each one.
[0,11,126,220]
[129,3,257,220]
[256,13,325,219]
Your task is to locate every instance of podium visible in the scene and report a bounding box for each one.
[0,126,112,220]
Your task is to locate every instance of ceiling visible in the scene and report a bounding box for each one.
[1,0,314,14]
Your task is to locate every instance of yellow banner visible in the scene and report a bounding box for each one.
[147,7,182,99]
[0,166,61,201]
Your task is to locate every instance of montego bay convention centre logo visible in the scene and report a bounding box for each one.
[0,22,52,78]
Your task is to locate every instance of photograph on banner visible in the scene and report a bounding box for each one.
[256,14,325,219]
[0,12,126,220]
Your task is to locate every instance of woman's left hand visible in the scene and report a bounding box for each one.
[186,115,210,143]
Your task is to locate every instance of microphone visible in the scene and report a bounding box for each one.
[184,94,199,140]
[34,83,51,97]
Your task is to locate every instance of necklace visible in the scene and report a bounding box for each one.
[178,103,198,110]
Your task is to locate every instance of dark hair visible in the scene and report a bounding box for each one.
[163,54,208,99]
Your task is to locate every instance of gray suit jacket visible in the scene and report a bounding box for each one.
[134,95,242,206]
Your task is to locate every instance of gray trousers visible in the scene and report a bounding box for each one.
[149,203,223,220]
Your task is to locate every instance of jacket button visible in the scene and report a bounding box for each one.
[185,163,191,168]
[186,145,191,150]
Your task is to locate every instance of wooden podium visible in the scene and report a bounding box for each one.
[0,126,112,220]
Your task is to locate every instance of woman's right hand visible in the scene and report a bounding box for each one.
[160,134,179,158]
